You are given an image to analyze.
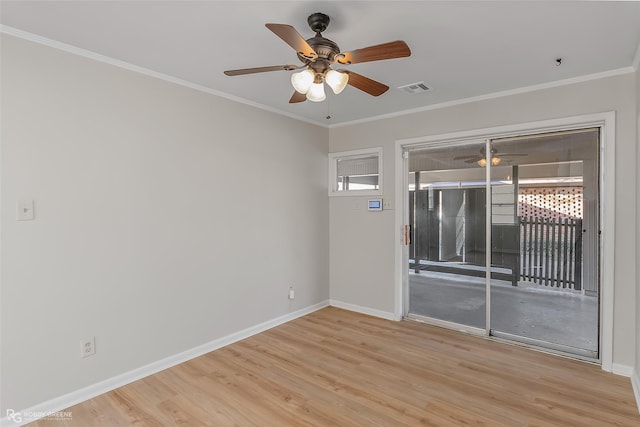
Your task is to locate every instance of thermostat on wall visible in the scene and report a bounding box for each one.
[368,199,383,211]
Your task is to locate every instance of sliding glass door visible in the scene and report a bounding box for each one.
[489,129,599,358]
[407,140,487,331]
[407,128,600,359]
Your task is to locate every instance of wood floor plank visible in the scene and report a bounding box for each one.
[28,307,640,426]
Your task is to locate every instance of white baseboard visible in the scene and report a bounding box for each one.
[612,363,634,377]
[1,300,329,427]
[329,300,398,321]
[632,369,640,415]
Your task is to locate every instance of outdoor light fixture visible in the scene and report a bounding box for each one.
[477,157,502,167]
[290,69,349,102]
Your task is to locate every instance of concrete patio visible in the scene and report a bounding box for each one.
[409,270,598,353]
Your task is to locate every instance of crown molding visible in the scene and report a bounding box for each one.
[2,24,635,130]
[330,66,635,128]
[0,25,328,128]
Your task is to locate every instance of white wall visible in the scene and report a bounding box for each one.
[329,73,637,367]
[2,28,637,416]
[0,34,329,412]
[635,64,640,398]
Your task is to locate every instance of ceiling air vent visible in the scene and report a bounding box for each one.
[397,81,430,95]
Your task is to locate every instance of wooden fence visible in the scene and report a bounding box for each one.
[519,217,583,290]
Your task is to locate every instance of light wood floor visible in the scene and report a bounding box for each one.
[30,307,639,426]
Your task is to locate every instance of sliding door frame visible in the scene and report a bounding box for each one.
[394,112,615,371]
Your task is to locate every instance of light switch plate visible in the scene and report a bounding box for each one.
[17,200,34,221]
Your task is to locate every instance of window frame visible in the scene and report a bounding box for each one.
[328,147,383,196]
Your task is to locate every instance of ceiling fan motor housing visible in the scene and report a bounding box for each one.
[298,12,342,69]
[300,37,340,65]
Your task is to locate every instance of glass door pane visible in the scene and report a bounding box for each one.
[408,141,487,330]
[489,129,600,358]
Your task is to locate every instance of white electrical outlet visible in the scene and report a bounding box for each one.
[288,288,295,300]
[81,337,96,358]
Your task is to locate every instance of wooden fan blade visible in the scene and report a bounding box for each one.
[342,71,389,96]
[265,24,318,60]
[453,155,479,161]
[289,91,307,103]
[224,65,301,76]
[337,40,411,65]
[497,153,528,157]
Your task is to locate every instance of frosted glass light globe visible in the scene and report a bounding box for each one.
[306,82,326,102]
[291,69,315,94]
[325,70,349,94]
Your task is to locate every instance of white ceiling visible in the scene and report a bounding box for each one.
[2,1,640,126]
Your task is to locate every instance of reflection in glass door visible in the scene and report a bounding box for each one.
[407,141,487,331]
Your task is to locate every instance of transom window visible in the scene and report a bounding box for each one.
[328,147,383,196]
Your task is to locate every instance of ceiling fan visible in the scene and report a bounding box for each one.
[454,147,528,167]
[224,12,411,103]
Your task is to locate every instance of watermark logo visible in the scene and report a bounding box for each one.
[6,409,72,423]
[6,409,21,423]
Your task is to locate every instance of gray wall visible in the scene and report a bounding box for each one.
[329,73,637,368]
[1,35,329,412]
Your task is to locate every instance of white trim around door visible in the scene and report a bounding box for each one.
[393,111,616,372]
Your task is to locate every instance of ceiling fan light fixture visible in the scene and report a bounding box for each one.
[306,82,326,102]
[477,157,502,167]
[291,69,315,94]
[325,70,349,94]
[225,14,411,105]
